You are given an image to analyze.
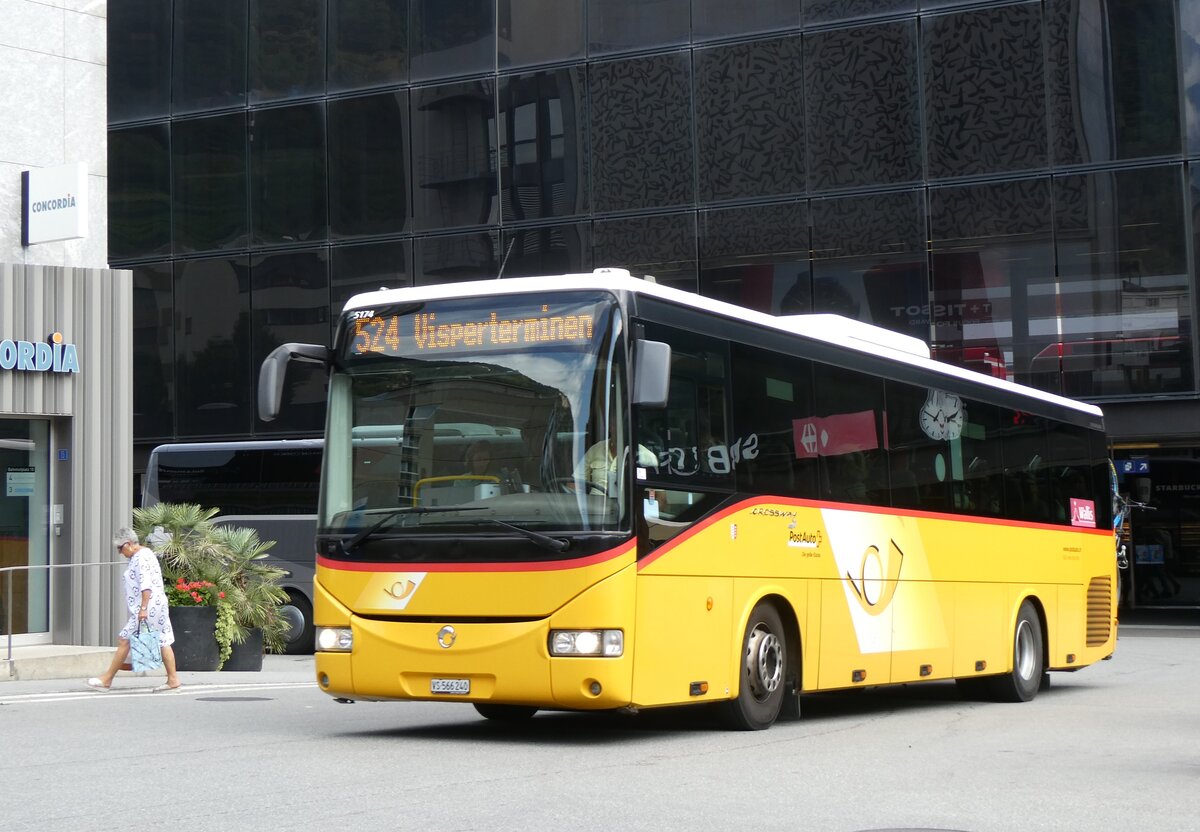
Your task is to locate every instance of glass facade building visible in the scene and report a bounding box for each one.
[109,0,1200,607]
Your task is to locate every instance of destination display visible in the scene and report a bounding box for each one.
[343,295,612,359]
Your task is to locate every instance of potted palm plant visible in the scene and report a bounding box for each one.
[133,503,288,671]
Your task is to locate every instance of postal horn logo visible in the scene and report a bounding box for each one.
[846,538,904,615]
[383,579,417,601]
[380,572,426,610]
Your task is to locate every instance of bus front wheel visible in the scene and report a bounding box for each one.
[721,602,787,731]
[281,591,314,655]
[987,600,1044,702]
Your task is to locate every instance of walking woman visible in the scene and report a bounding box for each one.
[85,527,183,692]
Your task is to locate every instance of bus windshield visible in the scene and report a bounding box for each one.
[320,291,633,552]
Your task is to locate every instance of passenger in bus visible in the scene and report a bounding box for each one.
[463,440,494,476]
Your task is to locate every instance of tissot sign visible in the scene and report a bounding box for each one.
[21,163,88,245]
[0,332,80,374]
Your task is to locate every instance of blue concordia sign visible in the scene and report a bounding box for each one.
[0,332,80,374]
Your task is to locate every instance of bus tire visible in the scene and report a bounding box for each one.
[474,703,537,721]
[721,601,787,731]
[986,600,1044,702]
[281,590,314,655]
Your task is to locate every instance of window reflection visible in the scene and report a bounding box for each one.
[329,0,409,91]
[175,257,252,437]
[329,92,410,238]
[700,202,810,315]
[173,0,246,113]
[1044,166,1191,396]
[250,104,328,245]
[251,0,325,103]
[804,0,913,26]
[499,68,589,221]
[696,37,804,202]
[172,114,248,254]
[411,0,494,81]
[1048,0,1180,165]
[414,230,500,285]
[331,241,412,329]
[811,190,927,341]
[593,213,697,292]
[694,0,797,41]
[109,125,171,261]
[132,263,175,439]
[412,80,498,231]
[500,223,591,278]
[498,0,584,68]
[252,249,330,434]
[930,178,1054,387]
[588,0,689,56]
[109,0,171,122]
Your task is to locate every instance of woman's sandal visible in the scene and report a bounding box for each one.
[85,677,110,692]
[153,683,183,693]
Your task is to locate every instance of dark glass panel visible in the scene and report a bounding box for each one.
[1183,4,1200,155]
[412,80,498,231]
[250,0,326,103]
[923,4,1047,178]
[811,190,927,341]
[499,68,589,221]
[884,380,953,513]
[730,343,818,499]
[252,249,330,434]
[499,223,591,277]
[174,257,252,437]
[414,231,501,284]
[694,0,798,41]
[803,0,913,26]
[920,0,996,7]
[699,201,810,315]
[1046,166,1191,397]
[804,21,921,190]
[173,0,246,113]
[250,104,328,246]
[172,114,248,254]
[329,0,409,91]
[132,262,175,439]
[590,54,693,212]
[1049,0,1180,165]
[812,363,886,507]
[588,0,689,56]
[108,0,171,122]
[329,91,411,238]
[929,178,1054,387]
[593,213,697,292]
[411,0,494,81]
[499,0,585,68]
[331,240,413,327]
[695,37,804,203]
[1000,411,1052,524]
[108,124,171,262]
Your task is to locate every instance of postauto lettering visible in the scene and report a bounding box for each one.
[0,333,80,374]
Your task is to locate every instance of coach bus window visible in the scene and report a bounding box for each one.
[1000,409,1051,524]
[957,398,1005,518]
[885,381,955,513]
[1047,421,1096,526]
[730,343,819,499]
[812,362,885,506]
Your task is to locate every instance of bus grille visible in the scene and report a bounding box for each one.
[1086,575,1112,646]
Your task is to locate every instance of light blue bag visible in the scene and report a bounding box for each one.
[129,621,164,673]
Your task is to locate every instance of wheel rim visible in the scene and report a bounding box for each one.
[745,624,783,701]
[1015,618,1037,681]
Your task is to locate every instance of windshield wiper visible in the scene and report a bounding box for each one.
[466,518,570,553]
[341,505,486,553]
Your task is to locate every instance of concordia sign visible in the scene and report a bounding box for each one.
[0,332,80,374]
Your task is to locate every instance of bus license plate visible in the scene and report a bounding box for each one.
[430,678,470,695]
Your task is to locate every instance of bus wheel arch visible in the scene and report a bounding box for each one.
[721,596,798,730]
[988,597,1046,702]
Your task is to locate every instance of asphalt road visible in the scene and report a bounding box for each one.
[0,627,1195,832]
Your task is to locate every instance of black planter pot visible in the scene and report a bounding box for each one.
[221,627,264,672]
[169,605,220,671]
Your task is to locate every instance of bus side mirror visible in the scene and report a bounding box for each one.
[258,342,332,422]
[632,339,670,408]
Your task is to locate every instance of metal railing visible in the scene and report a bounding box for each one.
[1,561,124,662]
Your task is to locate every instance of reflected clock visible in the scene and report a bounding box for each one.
[919,390,964,441]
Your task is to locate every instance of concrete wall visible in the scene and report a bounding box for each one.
[1,263,131,646]
[1,0,108,269]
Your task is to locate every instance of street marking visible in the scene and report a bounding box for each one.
[0,681,316,705]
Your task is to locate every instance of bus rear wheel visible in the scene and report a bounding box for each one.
[473,703,537,721]
[280,591,314,655]
[721,602,787,731]
[986,600,1044,702]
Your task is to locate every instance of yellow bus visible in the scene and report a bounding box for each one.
[258,268,1117,730]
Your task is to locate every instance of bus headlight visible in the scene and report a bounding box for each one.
[315,627,353,652]
[549,629,623,657]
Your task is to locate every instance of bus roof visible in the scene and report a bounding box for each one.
[343,268,1103,421]
[149,439,324,455]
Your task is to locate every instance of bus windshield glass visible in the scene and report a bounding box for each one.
[320,291,633,549]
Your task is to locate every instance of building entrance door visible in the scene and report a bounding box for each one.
[0,419,50,642]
